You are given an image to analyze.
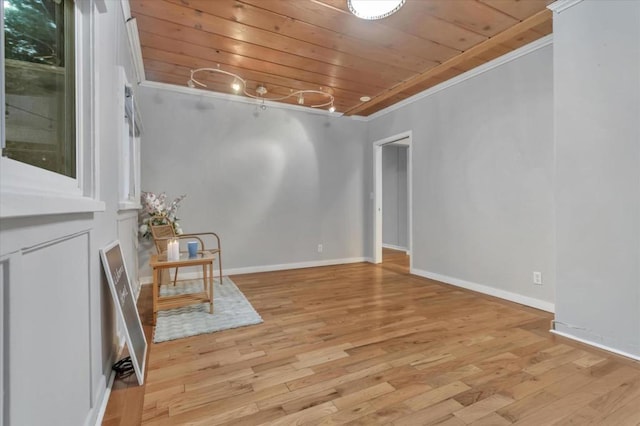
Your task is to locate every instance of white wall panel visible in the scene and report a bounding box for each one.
[553,0,640,357]
[8,233,90,426]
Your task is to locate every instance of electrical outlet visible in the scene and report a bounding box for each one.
[317,244,323,253]
[533,271,542,285]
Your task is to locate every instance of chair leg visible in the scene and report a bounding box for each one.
[173,267,178,286]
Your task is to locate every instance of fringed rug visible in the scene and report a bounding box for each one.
[153,276,263,343]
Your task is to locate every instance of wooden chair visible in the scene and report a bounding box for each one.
[149,224,223,286]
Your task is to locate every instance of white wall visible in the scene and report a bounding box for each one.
[382,145,408,250]
[369,43,555,310]
[553,0,640,357]
[0,2,140,424]
[137,86,368,276]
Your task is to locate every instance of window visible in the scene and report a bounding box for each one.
[0,0,104,218]
[3,0,75,177]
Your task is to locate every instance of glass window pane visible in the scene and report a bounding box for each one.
[3,0,75,178]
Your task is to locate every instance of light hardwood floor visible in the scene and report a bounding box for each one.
[104,249,640,425]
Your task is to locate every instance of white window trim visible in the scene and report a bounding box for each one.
[117,67,142,212]
[0,0,105,219]
[0,3,4,156]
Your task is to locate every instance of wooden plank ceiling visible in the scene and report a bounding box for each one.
[130,0,553,116]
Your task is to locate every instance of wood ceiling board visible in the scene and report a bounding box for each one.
[453,56,491,73]
[238,0,463,58]
[130,0,554,117]
[403,0,521,37]
[400,67,466,97]
[131,0,417,83]
[169,0,440,74]
[138,31,384,98]
[479,0,552,21]
[133,15,393,93]
[499,29,547,50]
[344,8,552,116]
[530,19,553,36]
[473,44,513,62]
[380,5,489,51]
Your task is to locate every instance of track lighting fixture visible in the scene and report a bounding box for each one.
[255,85,268,96]
[187,66,336,112]
[231,78,241,92]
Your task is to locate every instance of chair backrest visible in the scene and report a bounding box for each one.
[150,224,176,254]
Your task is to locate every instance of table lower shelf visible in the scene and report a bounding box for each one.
[157,291,212,312]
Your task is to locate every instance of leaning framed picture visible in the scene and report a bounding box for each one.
[100,240,147,385]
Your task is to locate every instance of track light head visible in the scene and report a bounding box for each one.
[255,85,268,96]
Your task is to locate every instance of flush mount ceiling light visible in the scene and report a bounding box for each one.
[187,66,336,112]
[347,0,406,20]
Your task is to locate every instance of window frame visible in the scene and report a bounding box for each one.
[0,0,105,218]
[0,3,3,157]
[118,67,142,211]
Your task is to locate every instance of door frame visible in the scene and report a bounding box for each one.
[372,130,413,268]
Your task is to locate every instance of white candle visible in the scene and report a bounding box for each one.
[167,240,173,261]
[167,239,179,261]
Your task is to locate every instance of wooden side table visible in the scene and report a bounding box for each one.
[149,250,221,325]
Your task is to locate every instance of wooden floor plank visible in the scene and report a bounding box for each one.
[103,248,640,425]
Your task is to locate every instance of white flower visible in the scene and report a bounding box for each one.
[139,191,186,239]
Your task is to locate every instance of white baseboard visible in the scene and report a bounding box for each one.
[550,329,640,362]
[92,371,115,426]
[139,257,369,284]
[382,243,409,254]
[411,268,555,313]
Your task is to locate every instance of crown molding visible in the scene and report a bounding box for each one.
[360,34,553,122]
[547,0,584,14]
[139,80,344,118]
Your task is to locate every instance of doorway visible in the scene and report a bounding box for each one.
[372,131,412,272]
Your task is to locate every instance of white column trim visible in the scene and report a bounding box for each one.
[547,0,584,14]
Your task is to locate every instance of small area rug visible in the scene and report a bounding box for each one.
[153,276,263,343]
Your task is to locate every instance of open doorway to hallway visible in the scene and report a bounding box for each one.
[381,142,410,274]
[372,131,412,272]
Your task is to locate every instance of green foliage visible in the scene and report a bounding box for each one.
[4,0,63,66]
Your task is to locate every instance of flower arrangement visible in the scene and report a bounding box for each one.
[138,191,186,239]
